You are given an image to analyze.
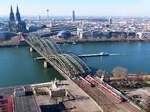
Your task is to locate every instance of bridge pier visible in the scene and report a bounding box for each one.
[30,47,33,53]
[29,47,36,54]
[44,61,48,69]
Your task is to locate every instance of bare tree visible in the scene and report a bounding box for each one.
[112,66,128,77]
[96,69,110,82]
[96,70,105,77]
[144,104,150,112]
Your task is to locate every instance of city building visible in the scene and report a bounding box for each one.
[136,32,150,39]
[108,17,112,24]
[8,5,27,33]
[72,10,76,22]
[57,30,71,39]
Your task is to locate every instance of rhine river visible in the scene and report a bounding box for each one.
[0,42,150,87]
[61,42,150,74]
[0,47,64,87]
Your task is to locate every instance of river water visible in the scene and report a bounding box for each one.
[60,41,150,74]
[0,47,64,87]
[1,42,150,87]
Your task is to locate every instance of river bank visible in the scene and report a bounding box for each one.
[0,44,28,48]
[55,38,150,44]
[1,38,150,47]
[0,36,28,48]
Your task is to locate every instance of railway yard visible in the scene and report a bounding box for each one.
[74,75,142,112]
[0,75,144,112]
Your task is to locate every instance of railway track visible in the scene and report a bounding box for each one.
[74,79,142,112]
[74,80,119,112]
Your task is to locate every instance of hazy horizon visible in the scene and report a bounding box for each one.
[0,0,150,17]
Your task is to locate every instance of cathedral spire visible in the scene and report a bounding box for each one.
[11,5,13,13]
[16,5,21,21]
[9,5,15,21]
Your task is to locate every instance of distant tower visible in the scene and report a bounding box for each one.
[72,10,76,22]
[108,16,112,24]
[46,9,50,21]
[16,5,21,21]
[9,5,15,22]
[38,16,41,21]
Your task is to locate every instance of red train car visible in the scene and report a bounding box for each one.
[79,76,95,87]
[0,97,14,112]
[86,75,124,102]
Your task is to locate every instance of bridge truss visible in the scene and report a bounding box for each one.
[25,34,91,77]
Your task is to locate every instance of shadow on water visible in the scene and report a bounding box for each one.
[31,51,65,81]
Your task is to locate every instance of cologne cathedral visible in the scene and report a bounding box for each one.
[8,5,27,33]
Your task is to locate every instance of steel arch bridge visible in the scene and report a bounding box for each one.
[25,34,91,77]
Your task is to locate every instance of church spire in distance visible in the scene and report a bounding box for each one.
[16,5,21,21]
[9,5,15,21]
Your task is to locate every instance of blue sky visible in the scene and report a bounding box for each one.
[0,0,150,16]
